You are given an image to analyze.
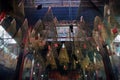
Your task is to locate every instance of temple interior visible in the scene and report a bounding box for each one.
[0,0,120,80]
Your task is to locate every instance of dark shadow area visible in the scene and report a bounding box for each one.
[0,64,14,80]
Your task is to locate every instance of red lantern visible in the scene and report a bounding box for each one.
[54,43,58,47]
[64,65,67,70]
[83,43,87,49]
[0,11,6,21]
[98,24,102,30]
[112,27,118,35]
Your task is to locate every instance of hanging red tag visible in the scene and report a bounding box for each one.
[0,11,6,21]
[83,43,87,49]
[112,27,118,35]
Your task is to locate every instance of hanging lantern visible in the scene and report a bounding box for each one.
[63,65,67,70]
[112,27,118,35]
[83,43,87,49]
[18,1,25,16]
[98,24,102,30]
[46,45,57,69]
[6,19,16,37]
[58,43,69,64]
[0,11,6,21]
[14,28,22,44]
[54,43,58,48]
[81,55,90,70]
